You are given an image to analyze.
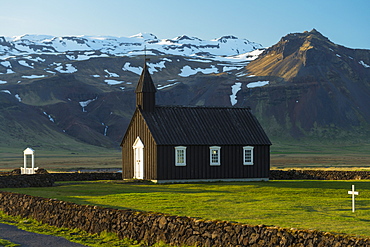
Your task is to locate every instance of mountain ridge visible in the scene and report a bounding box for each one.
[0,33,263,60]
[1,30,370,150]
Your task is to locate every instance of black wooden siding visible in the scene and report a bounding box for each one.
[157,145,270,180]
[136,93,155,112]
[121,110,158,180]
[122,107,270,181]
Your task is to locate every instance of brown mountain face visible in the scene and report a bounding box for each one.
[238,29,370,139]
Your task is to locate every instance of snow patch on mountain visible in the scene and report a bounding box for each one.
[359,60,370,68]
[22,75,47,79]
[247,81,269,88]
[122,62,142,75]
[4,69,15,74]
[19,60,34,68]
[230,82,242,106]
[0,90,11,94]
[15,94,22,102]
[0,61,11,68]
[26,56,46,63]
[157,82,179,90]
[43,112,55,123]
[185,58,212,63]
[104,69,119,77]
[147,61,166,74]
[101,122,109,136]
[79,97,97,112]
[0,80,7,84]
[55,64,77,73]
[105,79,124,85]
[130,32,158,41]
[179,65,219,77]
[223,66,243,72]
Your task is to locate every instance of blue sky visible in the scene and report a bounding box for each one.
[1,0,369,49]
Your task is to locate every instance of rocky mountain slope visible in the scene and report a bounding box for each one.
[240,29,370,139]
[0,34,264,149]
[0,30,369,150]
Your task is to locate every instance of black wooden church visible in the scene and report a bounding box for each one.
[121,62,271,183]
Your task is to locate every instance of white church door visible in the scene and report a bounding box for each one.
[133,137,144,179]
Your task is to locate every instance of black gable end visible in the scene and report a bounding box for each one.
[135,63,156,93]
[141,106,271,146]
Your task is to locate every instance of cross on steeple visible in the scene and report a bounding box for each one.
[144,45,150,62]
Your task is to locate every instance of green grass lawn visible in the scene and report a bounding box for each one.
[0,238,19,247]
[2,180,370,237]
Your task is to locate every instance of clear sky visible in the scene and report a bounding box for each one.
[1,0,369,49]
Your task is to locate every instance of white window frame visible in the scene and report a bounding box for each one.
[209,146,221,166]
[175,146,187,166]
[243,146,254,165]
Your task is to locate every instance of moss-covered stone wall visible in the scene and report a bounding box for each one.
[0,191,369,247]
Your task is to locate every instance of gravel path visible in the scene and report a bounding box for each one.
[0,223,87,247]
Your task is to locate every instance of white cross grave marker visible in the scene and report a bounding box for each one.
[348,185,359,212]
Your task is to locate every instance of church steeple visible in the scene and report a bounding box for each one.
[135,62,156,111]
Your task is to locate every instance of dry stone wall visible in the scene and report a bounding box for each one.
[49,172,122,181]
[0,172,122,188]
[1,170,370,189]
[0,174,54,188]
[0,191,369,247]
[270,170,370,180]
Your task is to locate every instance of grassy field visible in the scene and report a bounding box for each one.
[270,140,370,170]
[0,146,121,172]
[2,180,370,238]
[1,139,370,172]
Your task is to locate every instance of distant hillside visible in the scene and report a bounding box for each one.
[0,30,369,150]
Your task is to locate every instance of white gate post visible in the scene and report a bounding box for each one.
[32,152,35,169]
[24,152,27,170]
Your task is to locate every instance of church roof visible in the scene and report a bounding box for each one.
[140,106,271,146]
[135,63,156,93]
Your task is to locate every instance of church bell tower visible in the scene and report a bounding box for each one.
[135,62,156,111]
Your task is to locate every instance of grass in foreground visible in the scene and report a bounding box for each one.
[0,238,19,247]
[2,180,370,238]
[0,212,174,247]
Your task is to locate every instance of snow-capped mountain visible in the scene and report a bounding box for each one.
[1,30,369,151]
[0,33,266,149]
[0,33,263,61]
